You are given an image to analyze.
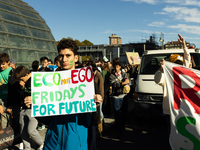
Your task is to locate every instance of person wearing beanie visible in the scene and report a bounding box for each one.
[9,58,16,69]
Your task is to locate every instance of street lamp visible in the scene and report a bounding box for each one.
[159,32,165,49]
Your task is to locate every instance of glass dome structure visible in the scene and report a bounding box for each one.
[0,0,58,68]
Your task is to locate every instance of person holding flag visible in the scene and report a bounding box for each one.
[154,34,191,149]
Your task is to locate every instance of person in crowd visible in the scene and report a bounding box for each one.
[9,59,16,69]
[75,61,82,68]
[24,39,103,150]
[38,57,51,71]
[30,60,40,72]
[189,56,196,68]
[107,61,113,73]
[101,63,111,116]
[87,60,104,150]
[0,53,15,129]
[154,34,190,147]
[38,58,51,128]
[48,59,53,65]
[109,61,130,138]
[54,55,61,71]
[96,58,105,73]
[14,66,44,150]
[45,57,57,72]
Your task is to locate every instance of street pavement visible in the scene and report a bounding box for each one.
[97,110,171,150]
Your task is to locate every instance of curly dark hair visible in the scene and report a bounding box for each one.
[57,39,78,55]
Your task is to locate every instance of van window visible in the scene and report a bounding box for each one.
[140,53,200,74]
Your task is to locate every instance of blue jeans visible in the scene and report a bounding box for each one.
[113,95,129,135]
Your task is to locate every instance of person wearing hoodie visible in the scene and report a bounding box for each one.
[15,66,44,150]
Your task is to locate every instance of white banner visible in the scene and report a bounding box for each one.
[163,61,200,150]
[31,66,96,117]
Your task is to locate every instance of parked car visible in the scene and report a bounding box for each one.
[134,48,200,117]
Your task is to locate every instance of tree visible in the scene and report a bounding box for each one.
[56,38,93,46]
[82,40,93,46]
[75,39,81,46]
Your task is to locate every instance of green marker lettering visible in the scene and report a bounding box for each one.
[40,105,46,116]
[78,84,86,98]
[65,102,72,114]
[33,73,42,87]
[50,92,54,102]
[53,73,61,86]
[32,92,40,104]
[55,91,62,101]
[33,105,39,116]
[43,73,53,86]
[64,89,70,100]
[86,100,91,111]
[79,101,86,112]
[72,101,79,113]
[90,99,96,111]
[47,104,55,115]
[41,91,48,103]
[59,103,65,114]
[70,87,77,99]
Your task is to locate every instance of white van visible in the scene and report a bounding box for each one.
[134,48,200,117]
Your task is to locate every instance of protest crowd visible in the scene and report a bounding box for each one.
[0,34,199,150]
[0,38,139,150]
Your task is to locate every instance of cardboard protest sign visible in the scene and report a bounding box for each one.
[126,52,141,65]
[31,66,96,117]
[103,56,108,62]
[163,61,200,150]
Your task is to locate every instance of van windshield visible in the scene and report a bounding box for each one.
[140,53,200,74]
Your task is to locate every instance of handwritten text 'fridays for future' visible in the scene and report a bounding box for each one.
[32,67,96,116]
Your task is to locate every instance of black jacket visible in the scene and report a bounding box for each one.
[109,70,128,96]
[8,77,31,109]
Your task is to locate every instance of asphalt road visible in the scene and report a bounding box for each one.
[97,110,172,150]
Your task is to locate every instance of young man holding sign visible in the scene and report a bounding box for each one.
[25,39,102,150]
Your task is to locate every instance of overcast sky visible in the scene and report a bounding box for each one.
[24,0,200,48]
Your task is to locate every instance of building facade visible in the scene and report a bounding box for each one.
[77,45,106,62]
[109,34,122,45]
[164,41,191,49]
[0,0,57,68]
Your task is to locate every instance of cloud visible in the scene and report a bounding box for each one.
[122,0,200,7]
[168,24,200,35]
[164,0,200,7]
[154,12,168,15]
[156,6,200,23]
[121,0,157,5]
[103,30,114,34]
[148,21,165,27]
[130,29,161,34]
